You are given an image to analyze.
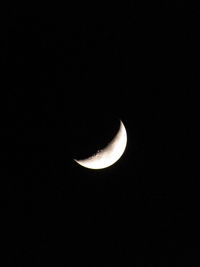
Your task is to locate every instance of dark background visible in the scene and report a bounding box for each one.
[1,5,198,266]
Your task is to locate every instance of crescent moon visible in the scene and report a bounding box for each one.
[74,120,127,169]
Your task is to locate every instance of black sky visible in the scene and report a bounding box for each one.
[1,6,198,266]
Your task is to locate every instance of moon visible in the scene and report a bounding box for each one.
[74,120,127,169]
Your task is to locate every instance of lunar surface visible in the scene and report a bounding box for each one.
[74,120,127,169]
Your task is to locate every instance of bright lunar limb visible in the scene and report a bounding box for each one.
[74,120,127,170]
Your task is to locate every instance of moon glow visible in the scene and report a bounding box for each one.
[74,120,127,169]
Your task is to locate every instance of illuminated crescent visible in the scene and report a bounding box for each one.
[74,120,127,169]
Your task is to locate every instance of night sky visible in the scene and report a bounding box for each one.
[1,5,198,266]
